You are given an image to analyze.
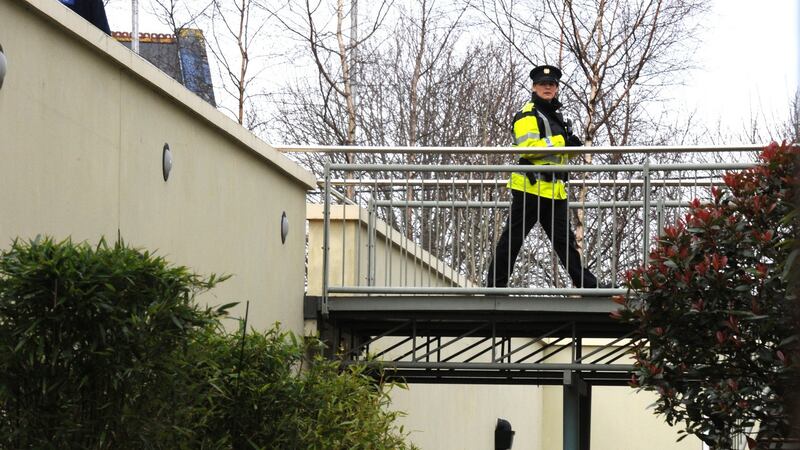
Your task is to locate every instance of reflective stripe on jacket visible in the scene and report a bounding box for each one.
[508,101,570,199]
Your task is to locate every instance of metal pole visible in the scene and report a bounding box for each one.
[367,198,376,287]
[563,370,590,450]
[322,163,331,316]
[657,198,666,237]
[131,0,140,54]
[349,0,358,107]
[642,160,651,265]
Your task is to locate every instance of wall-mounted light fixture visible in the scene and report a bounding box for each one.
[281,212,289,244]
[162,143,172,181]
[0,43,7,90]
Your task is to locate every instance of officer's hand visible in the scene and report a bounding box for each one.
[565,134,583,147]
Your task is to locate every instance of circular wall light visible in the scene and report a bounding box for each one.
[281,212,289,244]
[162,143,172,181]
[0,43,7,90]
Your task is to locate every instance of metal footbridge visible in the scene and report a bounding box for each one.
[288,144,760,450]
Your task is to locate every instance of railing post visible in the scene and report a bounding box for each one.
[367,198,376,287]
[322,163,331,316]
[642,160,651,265]
[656,197,666,238]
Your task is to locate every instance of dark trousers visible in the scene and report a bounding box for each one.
[486,190,597,288]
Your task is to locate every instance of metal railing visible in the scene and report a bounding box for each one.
[312,148,757,313]
[276,144,766,155]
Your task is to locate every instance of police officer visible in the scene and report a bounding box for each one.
[486,64,599,289]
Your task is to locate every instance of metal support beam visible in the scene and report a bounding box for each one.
[321,163,331,316]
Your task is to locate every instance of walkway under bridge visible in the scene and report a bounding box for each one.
[290,144,760,450]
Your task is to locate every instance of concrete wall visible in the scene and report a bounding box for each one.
[307,204,474,296]
[392,383,545,450]
[389,343,703,450]
[0,0,316,333]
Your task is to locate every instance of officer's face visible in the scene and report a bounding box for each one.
[533,81,559,101]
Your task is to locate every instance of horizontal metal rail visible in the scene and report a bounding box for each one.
[347,361,635,372]
[371,199,696,209]
[323,296,622,314]
[323,178,729,187]
[276,144,766,154]
[328,286,626,295]
[328,162,755,172]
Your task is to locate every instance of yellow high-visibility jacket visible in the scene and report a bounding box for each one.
[508,99,573,199]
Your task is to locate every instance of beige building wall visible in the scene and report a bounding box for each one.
[0,0,316,333]
[390,344,702,450]
[392,384,545,450]
[393,383,701,450]
[393,384,699,450]
[307,204,474,296]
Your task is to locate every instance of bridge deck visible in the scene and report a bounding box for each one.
[308,295,637,385]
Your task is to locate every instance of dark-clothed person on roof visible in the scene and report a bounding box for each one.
[58,0,111,35]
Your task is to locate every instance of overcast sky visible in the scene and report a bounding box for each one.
[681,0,798,133]
[105,0,799,137]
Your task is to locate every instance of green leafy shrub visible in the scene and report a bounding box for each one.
[0,237,414,450]
[179,325,416,450]
[616,142,800,448]
[0,236,227,449]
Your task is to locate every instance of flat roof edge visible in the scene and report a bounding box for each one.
[14,0,317,190]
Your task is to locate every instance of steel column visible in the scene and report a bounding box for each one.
[563,370,591,450]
